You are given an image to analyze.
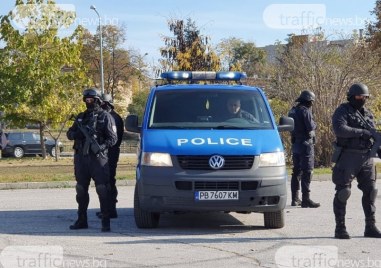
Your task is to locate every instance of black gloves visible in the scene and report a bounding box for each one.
[99,144,107,152]
[361,129,373,140]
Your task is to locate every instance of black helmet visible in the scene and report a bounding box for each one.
[347,83,369,98]
[102,93,114,109]
[296,90,315,102]
[83,88,102,102]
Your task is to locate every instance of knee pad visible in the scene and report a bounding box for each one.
[337,187,351,202]
[76,184,87,196]
[96,184,107,196]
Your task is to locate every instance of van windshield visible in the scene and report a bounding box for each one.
[148,90,273,130]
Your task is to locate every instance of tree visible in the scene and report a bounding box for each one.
[81,25,149,117]
[271,35,381,167]
[367,0,381,51]
[159,18,220,72]
[127,89,149,123]
[217,38,266,77]
[0,0,89,159]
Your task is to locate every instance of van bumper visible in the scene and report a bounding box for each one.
[136,166,287,213]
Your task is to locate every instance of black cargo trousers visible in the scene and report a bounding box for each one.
[291,140,315,195]
[108,146,120,206]
[332,150,377,220]
[74,151,111,219]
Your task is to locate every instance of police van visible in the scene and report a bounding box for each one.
[126,71,294,229]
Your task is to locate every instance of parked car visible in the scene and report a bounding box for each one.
[2,131,63,158]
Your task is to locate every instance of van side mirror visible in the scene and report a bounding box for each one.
[277,116,294,132]
[125,114,141,133]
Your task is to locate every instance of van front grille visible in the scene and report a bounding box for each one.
[194,181,239,190]
[177,155,254,170]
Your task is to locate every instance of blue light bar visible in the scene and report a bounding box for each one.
[160,71,247,81]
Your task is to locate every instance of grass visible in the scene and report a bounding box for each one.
[0,156,137,183]
[1,155,379,183]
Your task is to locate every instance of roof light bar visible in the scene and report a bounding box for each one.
[160,71,247,81]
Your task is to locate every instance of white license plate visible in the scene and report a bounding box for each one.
[195,191,239,201]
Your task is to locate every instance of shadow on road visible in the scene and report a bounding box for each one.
[0,208,275,237]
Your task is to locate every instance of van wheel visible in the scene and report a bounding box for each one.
[134,185,160,228]
[264,210,284,229]
[13,146,25,158]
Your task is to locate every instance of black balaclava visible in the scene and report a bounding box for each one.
[300,100,313,108]
[349,96,366,110]
[85,98,101,112]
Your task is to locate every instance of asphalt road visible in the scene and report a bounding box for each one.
[0,180,381,268]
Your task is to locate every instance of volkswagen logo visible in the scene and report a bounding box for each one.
[209,155,225,169]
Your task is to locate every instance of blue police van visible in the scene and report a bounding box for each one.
[126,71,294,228]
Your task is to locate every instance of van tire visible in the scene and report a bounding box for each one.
[264,210,284,229]
[134,185,160,228]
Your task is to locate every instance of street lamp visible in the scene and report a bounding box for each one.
[90,5,105,95]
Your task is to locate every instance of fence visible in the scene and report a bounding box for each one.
[62,140,138,154]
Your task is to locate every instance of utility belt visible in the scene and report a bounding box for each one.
[332,142,370,164]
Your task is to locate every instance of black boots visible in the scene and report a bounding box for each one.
[96,208,118,219]
[301,193,320,208]
[364,218,381,238]
[334,218,350,239]
[291,191,302,206]
[70,214,88,230]
[101,217,111,232]
[70,213,111,232]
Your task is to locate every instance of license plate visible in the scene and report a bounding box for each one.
[195,191,239,201]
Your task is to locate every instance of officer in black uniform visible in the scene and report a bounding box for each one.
[332,83,381,239]
[95,94,124,219]
[67,88,117,232]
[288,90,320,208]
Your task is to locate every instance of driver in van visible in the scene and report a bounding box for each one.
[226,97,257,122]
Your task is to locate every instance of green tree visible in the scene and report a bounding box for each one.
[159,18,220,72]
[0,0,89,159]
[217,38,266,77]
[127,89,149,123]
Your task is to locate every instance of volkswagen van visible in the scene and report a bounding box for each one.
[126,71,294,228]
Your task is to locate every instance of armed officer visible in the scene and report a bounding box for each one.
[288,90,320,208]
[95,94,124,219]
[67,88,117,232]
[332,83,381,239]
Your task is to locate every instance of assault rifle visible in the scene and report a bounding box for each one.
[356,110,381,158]
[76,120,102,156]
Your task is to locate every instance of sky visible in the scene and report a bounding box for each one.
[0,0,377,66]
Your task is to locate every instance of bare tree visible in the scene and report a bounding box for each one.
[271,38,381,166]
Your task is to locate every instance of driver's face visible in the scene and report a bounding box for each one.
[227,99,241,114]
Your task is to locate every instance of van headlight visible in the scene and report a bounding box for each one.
[258,152,285,167]
[142,152,173,167]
